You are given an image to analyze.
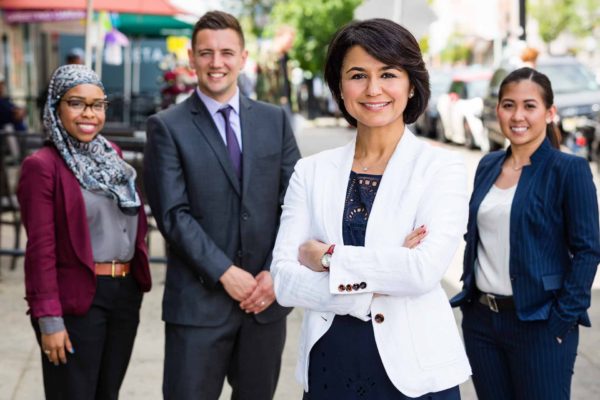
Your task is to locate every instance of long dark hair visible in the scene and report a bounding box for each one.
[498,67,560,149]
[324,18,430,127]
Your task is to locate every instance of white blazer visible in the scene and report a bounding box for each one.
[271,129,472,397]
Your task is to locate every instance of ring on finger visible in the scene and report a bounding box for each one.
[43,349,51,355]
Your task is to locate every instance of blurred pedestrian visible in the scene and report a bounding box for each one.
[143,11,300,400]
[451,67,600,400]
[0,73,27,132]
[65,47,85,65]
[271,18,470,399]
[17,64,152,400]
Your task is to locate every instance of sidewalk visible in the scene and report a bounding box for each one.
[2,248,599,399]
[1,122,599,399]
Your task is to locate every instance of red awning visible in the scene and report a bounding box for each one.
[0,0,184,16]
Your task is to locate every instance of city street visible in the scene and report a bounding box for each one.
[1,119,599,399]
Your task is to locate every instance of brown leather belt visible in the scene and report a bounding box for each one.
[478,291,515,312]
[94,261,130,278]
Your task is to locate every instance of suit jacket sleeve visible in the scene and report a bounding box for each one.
[17,154,63,318]
[262,107,301,271]
[329,153,469,297]
[271,159,373,319]
[144,114,231,287]
[548,157,600,338]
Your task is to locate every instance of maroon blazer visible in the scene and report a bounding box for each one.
[17,143,151,319]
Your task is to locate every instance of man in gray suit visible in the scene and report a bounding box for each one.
[144,11,300,400]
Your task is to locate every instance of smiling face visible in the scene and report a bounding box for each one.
[188,28,248,103]
[340,46,412,132]
[57,84,106,143]
[496,79,556,149]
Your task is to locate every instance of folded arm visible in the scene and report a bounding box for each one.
[271,159,373,319]
[328,155,468,297]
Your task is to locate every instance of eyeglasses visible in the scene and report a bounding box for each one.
[61,99,109,113]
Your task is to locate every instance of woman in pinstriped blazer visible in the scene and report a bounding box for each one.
[451,67,600,399]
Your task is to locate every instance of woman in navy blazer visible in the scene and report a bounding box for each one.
[17,65,151,400]
[451,67,600,399]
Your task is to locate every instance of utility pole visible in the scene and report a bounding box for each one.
[519,0,526,40]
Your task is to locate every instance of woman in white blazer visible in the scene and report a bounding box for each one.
[271,19,471,399]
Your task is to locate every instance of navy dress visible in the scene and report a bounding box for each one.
[303,172,460,400]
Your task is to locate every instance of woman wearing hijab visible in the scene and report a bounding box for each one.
[17,64,151,400]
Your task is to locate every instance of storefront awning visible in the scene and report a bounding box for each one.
[0,0,183,16]
[114,13,193,37]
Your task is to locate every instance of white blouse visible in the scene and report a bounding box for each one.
[475,184,516,296]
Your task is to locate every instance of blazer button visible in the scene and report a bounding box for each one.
[359,282,367,289]
[352,283,360,291]
[374,313,384,323]
[345,284,353,292]
[241,212,249,221]
[338,284,345,292]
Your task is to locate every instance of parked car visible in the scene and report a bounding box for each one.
[414,70,452,138]
[482,56,600,158]
[436,69,492,149]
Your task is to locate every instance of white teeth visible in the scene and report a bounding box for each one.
[209,73,225,78]
[363,102,389,110]
[78,124,96,132]
[511,127,527,133]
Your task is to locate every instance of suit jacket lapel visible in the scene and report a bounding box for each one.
[188,94,241,195]
[322,140,355,245]
[365,129,419,246]
[239,96,255,197]
[58,156,94,270]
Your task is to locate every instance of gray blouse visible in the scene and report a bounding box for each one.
[39,189,139,334]
[81,188,138,262]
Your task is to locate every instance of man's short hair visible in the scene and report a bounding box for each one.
[191,11,245,50]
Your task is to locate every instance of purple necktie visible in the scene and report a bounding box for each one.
[218,106,242,179]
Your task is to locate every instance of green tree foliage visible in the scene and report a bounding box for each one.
[531,0,599,43]
[267,0,362,75]
[531,0,576,43]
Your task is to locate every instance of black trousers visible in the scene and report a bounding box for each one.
[33,275,143,400]
[163,308,287,400]
[462,300,579,400]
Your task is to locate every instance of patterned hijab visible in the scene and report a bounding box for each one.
[44,64,140,213]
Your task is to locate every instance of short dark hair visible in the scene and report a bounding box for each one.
[498,67,560,149]
[191,11,245,50]
[324,18,430,127]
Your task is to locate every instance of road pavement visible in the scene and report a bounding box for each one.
[1,118,599,399]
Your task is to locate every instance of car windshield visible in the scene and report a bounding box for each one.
[465,80,490,98]
[538,63,600,94]
[430,73,452,97]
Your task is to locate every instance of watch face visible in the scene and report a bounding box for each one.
[321,253,332,268]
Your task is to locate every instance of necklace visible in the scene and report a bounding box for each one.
[511,158,527,171]
[356,159,370,172]
[355,158,386,172]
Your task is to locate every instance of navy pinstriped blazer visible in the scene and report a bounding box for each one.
[451,138,600,339]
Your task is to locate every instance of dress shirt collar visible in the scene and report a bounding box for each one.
[195,87,240,116]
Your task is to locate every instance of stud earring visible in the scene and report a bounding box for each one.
[409,90,414,98]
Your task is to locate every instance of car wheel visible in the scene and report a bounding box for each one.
[463,119,476,149]
[435,118,448,143]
